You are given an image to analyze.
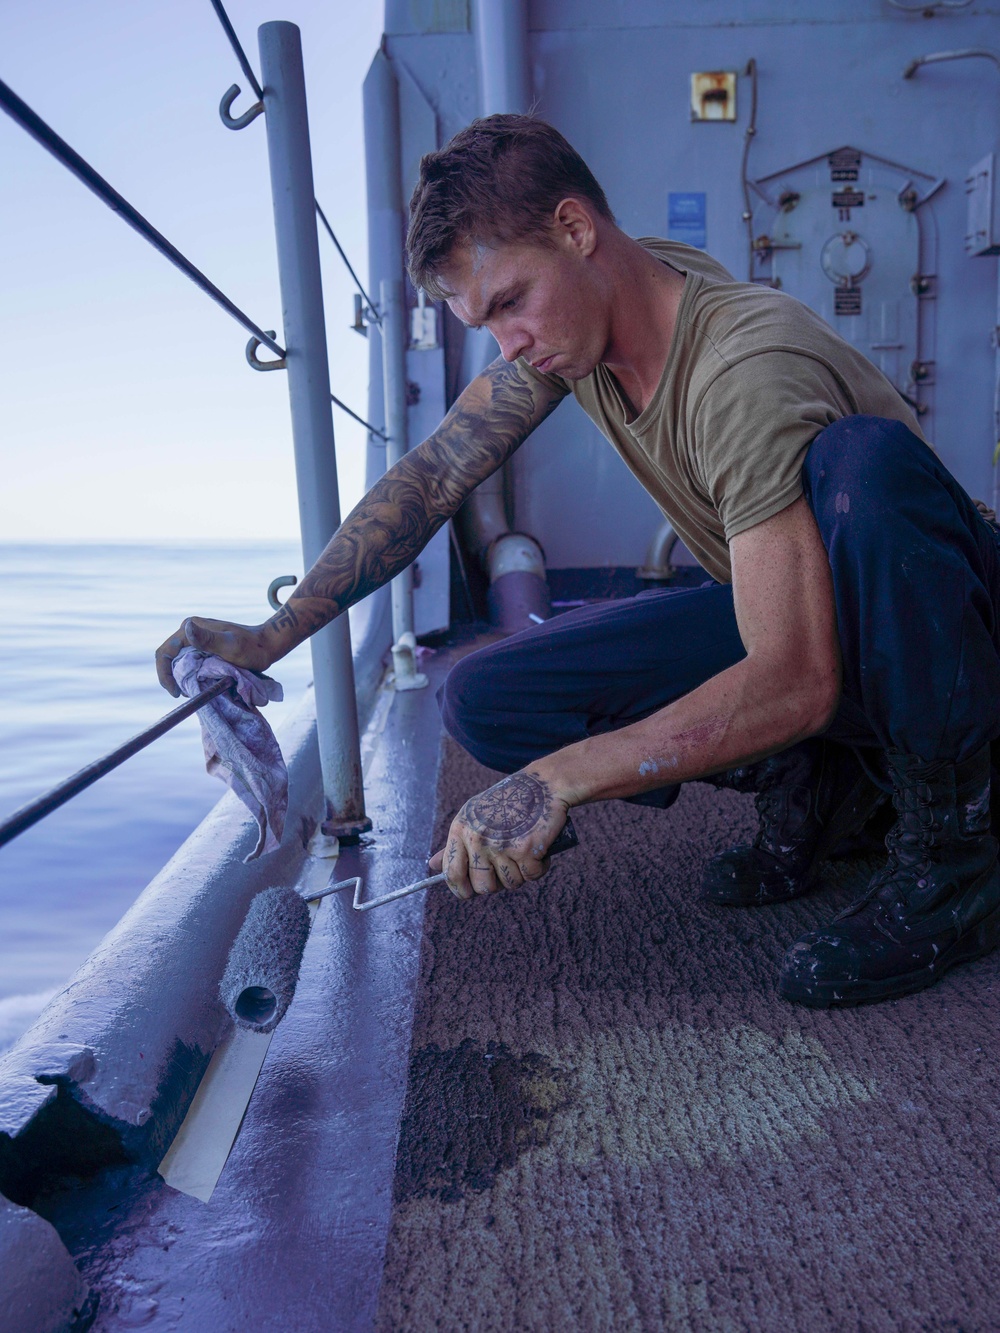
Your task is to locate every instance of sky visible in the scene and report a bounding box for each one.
[0,0,385,540]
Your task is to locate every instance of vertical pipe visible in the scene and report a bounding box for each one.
[363,49,425,687]
[993,258,1000,518]
[473,0,530,116]
[363,49,404,493]
[258,20,369,837]
[380,278,413,641]
[380,277,427,690]
[463,0,552,635]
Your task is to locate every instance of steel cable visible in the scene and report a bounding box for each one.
[208,0,264,100]
[0,76,287,360]
[0,679,230,850]
[315,200,380,322]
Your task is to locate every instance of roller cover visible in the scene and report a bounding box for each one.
[219,886,311,1034]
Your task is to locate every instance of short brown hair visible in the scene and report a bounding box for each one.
[406,114,614,299]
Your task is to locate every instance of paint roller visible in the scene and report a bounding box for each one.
[220,885,311,1034]
[221,818,579,1033]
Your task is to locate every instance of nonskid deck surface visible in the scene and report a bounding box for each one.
[40,636,1000,1331]
[375,738,1000,1332]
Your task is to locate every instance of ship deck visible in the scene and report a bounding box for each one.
[38,629,1000,1332]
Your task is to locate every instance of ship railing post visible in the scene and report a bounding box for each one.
[380,277,428,691]
[257,20,370,839]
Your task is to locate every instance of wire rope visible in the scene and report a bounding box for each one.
[0,76,287,360]
[208,0,264,100]
[332,393,387,440]
[316,200,380,322]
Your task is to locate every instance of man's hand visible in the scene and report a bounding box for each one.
[155,617,277,697]
[429,769,571,900]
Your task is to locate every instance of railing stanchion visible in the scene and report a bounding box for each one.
[257,20,370,839]
[380,278,428,691]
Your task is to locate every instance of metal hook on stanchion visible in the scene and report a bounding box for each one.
[219,83,264,130]
[267,574,297,610]
[246,332,287,372]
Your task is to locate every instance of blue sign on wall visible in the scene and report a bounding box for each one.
[668,192,707,249]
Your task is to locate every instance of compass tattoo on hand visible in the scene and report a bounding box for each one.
[461,773,553,849]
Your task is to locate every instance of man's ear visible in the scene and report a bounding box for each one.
[552,197,598,258]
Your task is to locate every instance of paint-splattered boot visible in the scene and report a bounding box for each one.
[779,745,1000,1007]
[700,740,885,907]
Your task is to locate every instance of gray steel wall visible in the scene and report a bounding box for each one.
[385,0,1000,570]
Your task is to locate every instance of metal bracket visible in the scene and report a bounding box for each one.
[319,814,373,844]
[267,574,297,610]
[390,632,429,692]
[219,83,264,131]
[246,331,286,372]
[351,292,380,337]
[911,359,936,386]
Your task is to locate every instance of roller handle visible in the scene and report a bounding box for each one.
[546,815,579,857]
[344,814,581,912]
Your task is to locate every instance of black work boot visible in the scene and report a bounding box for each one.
[779,745,1000,1007]
[700,740,885,907]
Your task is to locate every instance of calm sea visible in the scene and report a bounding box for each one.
[0,542,320,1051]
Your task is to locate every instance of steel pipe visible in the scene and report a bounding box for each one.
[258,20,369,837]
[380,279,414,644]
[0,680,229,851]
[638,521,679,581]
[362,49,404,495]
[381,279,428,689]
[473,0,530,115]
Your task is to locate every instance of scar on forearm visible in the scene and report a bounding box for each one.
[638,717,730,777]
[673,716,730,749]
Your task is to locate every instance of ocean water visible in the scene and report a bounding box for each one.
[0,542,319,1051]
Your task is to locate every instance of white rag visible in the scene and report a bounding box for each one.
[171,648,288,861]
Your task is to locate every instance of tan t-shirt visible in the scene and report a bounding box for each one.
[521,237,927,584]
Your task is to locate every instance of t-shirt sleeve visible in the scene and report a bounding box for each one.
[693,350,856,541]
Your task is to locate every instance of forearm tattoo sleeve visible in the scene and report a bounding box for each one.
[282,358,566,637]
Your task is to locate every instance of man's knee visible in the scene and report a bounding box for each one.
[438,645,513,768]
[802,415,920,530]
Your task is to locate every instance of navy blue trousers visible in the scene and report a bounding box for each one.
[440,417,1000,802]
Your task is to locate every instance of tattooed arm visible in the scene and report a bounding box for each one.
[429,497,841,900]
[155,358,566,693]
